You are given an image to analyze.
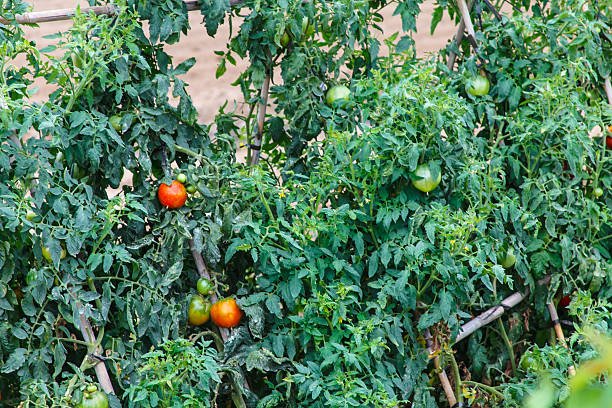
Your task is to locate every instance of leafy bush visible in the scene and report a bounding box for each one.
[0,0,610,406]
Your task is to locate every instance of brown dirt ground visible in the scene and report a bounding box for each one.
[22,1,458,122]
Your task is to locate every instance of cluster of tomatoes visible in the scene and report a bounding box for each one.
[157,175,243,329]
[189,279,243,329]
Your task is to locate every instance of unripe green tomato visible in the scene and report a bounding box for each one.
[42,245,67,263]
[71,53,84,69]
[186,185,197,194]
[325,85,351,106]
[301,17,314,39]
[466,74,490,97]
[25,210,39,222]
[593,187,603,198]
[280,31,290,48]
[25,270,38,285]
[76,387,108,408]
[499,248,516,269]
[176,173,187,184]
[411,163,441,193]
[197,277,214,296]
[109,115,122,132]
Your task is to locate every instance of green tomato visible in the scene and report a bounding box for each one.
[466,74,490,97]
[42,244,67,263]
[188,295,211,326]
[411,163,441,193]
[197,277,214,296]
[593,187,603,198]
[76,387,109,408]
[519,354,543,372]
[176,173,187,184]
[109,115,122,132]
[25,210,39,222]
[280,31,290,48]
[499,248,516,269]
[186,185,197,194]
[301,17,314,39]
[25,270,38,286]
[71,53,84,69]
[325,85,351,106]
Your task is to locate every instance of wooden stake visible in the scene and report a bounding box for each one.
[604,76,612,105]
[0,0,244,25]
[250,74,271,166]
[446,0,472,70]
[454,291,525,344]
[425,329,457,407]
[76,302,115,394]
[456,0,478,51]
[547,302,576,376]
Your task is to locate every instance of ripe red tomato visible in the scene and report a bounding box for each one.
[559,295,571,309]
[157,180,187,209]
[606,136,612,149]
[188,295,211,326]
[210,298,243,328]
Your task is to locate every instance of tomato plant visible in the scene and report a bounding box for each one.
[0,0,610,406]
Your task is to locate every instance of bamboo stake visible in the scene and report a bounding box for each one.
[547,302,576,376]
[456,0,478,51]
[604,76,612,105]
[446,1,472,70]
[0,0,244,25]
[250,74,271,166]
[76,302,115,394]
[454,291,525,344]
[425,329,458,407]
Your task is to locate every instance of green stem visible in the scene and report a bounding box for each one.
[497,318,517,376]
[448,351,463,404]
[463,380,505,400]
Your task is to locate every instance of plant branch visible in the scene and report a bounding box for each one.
[497,318,517,376]
[250,74,271,166]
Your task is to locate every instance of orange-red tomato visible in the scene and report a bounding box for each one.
[210,298,243,328]
[606,136,612,149]
[157,180,187,209]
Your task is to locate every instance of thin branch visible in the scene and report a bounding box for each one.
[250,74,271,166]
[446,0,473,70]
[457,0,478,51]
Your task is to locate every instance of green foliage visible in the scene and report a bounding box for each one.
[0,0,610,406]
[125,339,221,407]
